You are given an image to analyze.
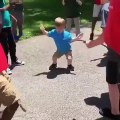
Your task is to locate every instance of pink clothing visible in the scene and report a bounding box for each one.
[0,44,8,72]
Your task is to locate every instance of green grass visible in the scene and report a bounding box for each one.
[6,0,93,39]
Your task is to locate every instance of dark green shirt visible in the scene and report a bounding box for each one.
[64,0,80,18]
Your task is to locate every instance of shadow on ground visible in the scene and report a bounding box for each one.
[96,118,111,120]
[34,68,76,79]
[84,93,111,120]
[91,55,107,67]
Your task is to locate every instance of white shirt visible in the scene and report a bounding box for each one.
[102,2,110,11]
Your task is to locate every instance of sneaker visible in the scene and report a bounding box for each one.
[90,33,94,41]
[67,65,74,71]
[6,68,12,75]
[12,60,25,66]
[99,108,120,120]
[49,64,57,70]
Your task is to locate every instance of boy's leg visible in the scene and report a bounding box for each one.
[66,18,72,32]
[73,17,80,36]
[65,51,74,71]
[52,52,59,64]
[65,51,73,65]
[49,52,62,70]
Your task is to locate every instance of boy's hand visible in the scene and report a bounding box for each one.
[75,33,84,41]
[40,24,45,32]
[40,24,48,35]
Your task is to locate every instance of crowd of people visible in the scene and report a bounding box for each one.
[0,0,120,119]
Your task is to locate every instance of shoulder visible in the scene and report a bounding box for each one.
[64,31,72,36]
[49,29,56,33]
[48,29,56,37]
[63,31,72,40]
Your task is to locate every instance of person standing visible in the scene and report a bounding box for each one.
[0,43,26,120]
[10,0,24,40]
[62,0,82,36]
[89,0,102,40]
[86,0,120,118]
[0,0,25,75]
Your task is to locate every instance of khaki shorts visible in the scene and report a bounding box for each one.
[53,51,72,59]
[93,4,102,17]
[0,75,19,107]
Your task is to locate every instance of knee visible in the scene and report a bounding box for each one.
[66,55,72,60]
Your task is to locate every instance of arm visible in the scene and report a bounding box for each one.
[71,33,84,43]
[62,0,65,6]
[10,14,17,23]
[40,24,48,36]
[76,0,82,6]
[0,5,10,12]
[86,33,104,48]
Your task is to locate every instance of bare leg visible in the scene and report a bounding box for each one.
[74,17,80,36]
[108,84,120,115]
[52,54,58,64]
[66,18,72,32]
[66,52,73,65]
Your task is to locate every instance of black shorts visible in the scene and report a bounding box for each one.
[106,49,120,84]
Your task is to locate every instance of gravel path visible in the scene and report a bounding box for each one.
[9,26,111,120]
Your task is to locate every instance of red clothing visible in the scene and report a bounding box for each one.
[95,0,101,5]
[0,44,8,72]
[104,0,120,55]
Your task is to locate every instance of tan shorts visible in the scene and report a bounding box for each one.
[0,75,19,107]
[93,4,102,17]
[53,51,72,59]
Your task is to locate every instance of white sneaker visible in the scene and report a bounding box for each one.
[6,68,12,75]
[12,60,25,66]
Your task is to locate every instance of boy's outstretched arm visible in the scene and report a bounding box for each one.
[71,33,84,43]
[40,24,48,36]
[86,33,104,48]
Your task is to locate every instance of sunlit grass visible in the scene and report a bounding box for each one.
[5,0,93,39]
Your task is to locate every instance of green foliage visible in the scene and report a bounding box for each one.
[6,0,93,39]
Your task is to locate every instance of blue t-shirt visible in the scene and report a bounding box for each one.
[48,29,72,54]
